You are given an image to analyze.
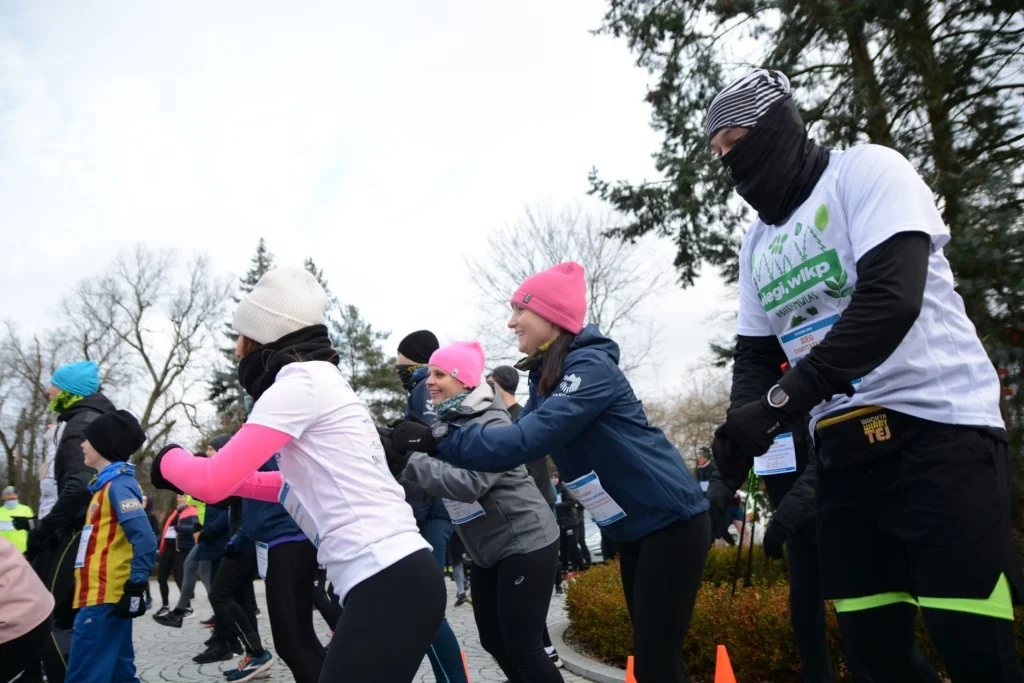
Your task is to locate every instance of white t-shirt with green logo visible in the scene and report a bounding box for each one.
[736,144,1003,431]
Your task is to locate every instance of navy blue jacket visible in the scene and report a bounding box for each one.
[436,325,708,542]
[405,368,450,523]
[240,457,302,544]
[196,504,231,561]
[174,506,201,553]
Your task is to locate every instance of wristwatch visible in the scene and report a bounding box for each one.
[766,384,790,409]
[431,422,450,441]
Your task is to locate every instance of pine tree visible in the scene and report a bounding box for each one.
[303,257,407,423]
[207,238,276,430]
[589,0,1024,549]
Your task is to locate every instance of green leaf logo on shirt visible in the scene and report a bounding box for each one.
[815,204,829,232]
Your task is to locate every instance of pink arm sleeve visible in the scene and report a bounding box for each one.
[229,471,285,503]
[161,423,293,503]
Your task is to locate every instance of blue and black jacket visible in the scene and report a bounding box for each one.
[405,368,449,523]
[435,325,708,542]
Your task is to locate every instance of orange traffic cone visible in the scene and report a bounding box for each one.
[715,645,737,683]
[625,655,636,683]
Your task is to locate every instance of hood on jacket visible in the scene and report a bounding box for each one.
[568,325,621,365]
[57,392,116,422]
[439,383,509,422]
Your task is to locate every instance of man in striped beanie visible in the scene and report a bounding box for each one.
[708,68,1023,682]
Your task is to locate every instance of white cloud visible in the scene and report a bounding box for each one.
[0,0,735,401]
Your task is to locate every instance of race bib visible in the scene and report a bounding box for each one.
[564,471,626,527]
[255,542,269,580]
[75,526,93,568]
[279,482,320,548]
[442,499,486,525]
[164,527,177,540]
[700,481,710,493]
[780,314,839,365]
[753,433,798,476]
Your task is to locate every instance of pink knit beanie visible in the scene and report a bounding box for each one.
[510,262,587,334]
[429,341,486,389]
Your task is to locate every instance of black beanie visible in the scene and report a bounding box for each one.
[84,410,146,463]
[397,330,440,365]
[209,434,231,451]
[488,366,520,394]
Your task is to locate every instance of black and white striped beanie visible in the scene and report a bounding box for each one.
[704,69,792,140]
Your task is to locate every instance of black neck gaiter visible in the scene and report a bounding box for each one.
[237,325,338,401]
[721,96,830,226]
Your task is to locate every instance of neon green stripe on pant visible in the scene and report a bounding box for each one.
[833,574,1015,621]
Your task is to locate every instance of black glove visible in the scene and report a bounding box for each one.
[150,445,185,494]
[108,580,148,619]
[706,480,734,543]
[222,543,242,559]
[763,519,789,560]
[11,517,36,532]
[377,427,412,477]
[390,421,439,455]
[724,398,785,458]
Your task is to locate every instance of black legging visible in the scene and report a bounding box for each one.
[558,526,585,573]
[265,541,324,683]
[312,566,342,628]
[0,617,49,683]
[837,602,1024,682]
[320,549,446,683]
[471,541,564,683]
[574,521,592,567]
[156,544,184,608]
[210,544,264,657]
[618,513,710,683]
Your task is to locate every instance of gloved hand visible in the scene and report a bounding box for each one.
[11,517,36,532]
[108,580,148,619]
[377,427,412,477]
[763,519,789,560]
[151,445,185,494]
[390,421,439,455]
[706,480,734,544]
[724,398,784,459]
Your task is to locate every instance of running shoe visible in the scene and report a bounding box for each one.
[548,650,564,668]
[152,606,170,619]
[225,651,275,682]
[454,594,469,607]
[200,615,216,628]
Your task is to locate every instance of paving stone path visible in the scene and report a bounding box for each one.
[134,577,592,682]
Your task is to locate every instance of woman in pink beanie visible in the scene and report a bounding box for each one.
[392,262,710,682]
[389,340,564,683]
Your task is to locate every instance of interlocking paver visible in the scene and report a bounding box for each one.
[134,578,592,682]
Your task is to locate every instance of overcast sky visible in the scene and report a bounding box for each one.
[0,1,738,399]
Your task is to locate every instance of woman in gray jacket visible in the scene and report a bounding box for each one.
[397,341,563,683]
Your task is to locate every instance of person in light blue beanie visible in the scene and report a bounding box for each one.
[49,361,101,399]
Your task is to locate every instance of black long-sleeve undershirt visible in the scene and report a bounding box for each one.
[714,230,932,495]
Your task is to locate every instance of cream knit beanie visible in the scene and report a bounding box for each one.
[232,267,329,345]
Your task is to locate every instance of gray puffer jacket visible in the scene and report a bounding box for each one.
[400,384,559,568]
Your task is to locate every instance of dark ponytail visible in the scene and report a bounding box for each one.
[538,333,576,396]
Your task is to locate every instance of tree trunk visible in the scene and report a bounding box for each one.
[839,2,894,146]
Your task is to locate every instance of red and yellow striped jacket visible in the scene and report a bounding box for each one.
[73,479,138,608]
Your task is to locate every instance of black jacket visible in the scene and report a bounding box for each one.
[33,393,116,547]
[510,402,557,511]
[554,482,582,529]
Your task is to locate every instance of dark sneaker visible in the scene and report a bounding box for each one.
[193,643,235,664]
[154,609,186,628]
[225,651,275,682]
[184,607,194,617]
[153,606,170,619]
[200,615,216,628]
[454,595,469,607]
[548,650,563,668]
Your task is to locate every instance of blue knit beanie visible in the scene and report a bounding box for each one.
[50,361,101,397]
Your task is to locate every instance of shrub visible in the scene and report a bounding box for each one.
[566,560,1024,682]
[701,545,787,587]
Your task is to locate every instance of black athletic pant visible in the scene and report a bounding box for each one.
[265,541,324,683]
[574,521,591,567]
[320,549,446,683]
[618,513,710,683]
[156,545,184,607]
[312,566,342,627]
[785,527,836,683]
[38,531,80,683]
[210,544,264,657]
[558,526,585,573]
[0,617,49,683]
[471,541,563,683]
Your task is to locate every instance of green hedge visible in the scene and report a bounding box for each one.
[566,556,1024,682]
